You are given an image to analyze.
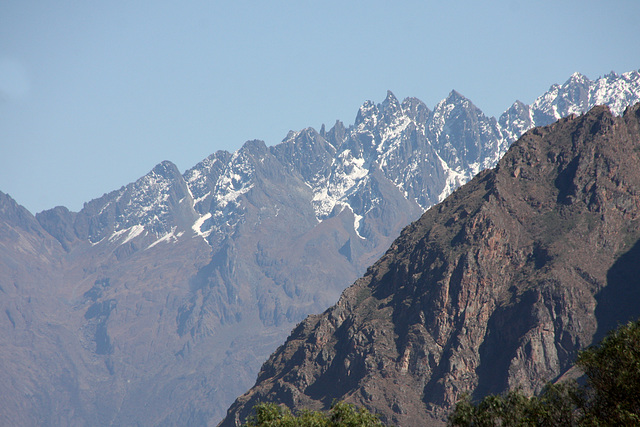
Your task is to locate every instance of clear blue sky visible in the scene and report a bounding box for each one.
[1,0,639,214]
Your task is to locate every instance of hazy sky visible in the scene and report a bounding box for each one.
[2,0,639,214]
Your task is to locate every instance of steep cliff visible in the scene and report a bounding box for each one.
[221,104,640,426]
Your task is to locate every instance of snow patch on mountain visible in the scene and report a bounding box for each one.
[185,156,221,193]
[108,224,146,244]
[437,155,471,203]
[590,70,640,115]
[529,69,640,127]
[311,149,368,221]
[355,101,379,130]
[213,153,254,210]
[146,227,183,249]
[215,173,253,209]
[377,115,411,154]
[343,204,364,239]
[192,212,212,238]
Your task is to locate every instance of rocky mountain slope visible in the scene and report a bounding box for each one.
[220,103,640,426]
[1,70,639,426]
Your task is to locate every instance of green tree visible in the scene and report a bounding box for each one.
[576,319,640,425]
[448,383,578,427]
[243,400,383,427]
[328,401,384,427]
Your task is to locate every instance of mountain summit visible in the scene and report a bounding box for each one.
[221,103,640,426]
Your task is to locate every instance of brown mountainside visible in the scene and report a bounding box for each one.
[220,104,640,426]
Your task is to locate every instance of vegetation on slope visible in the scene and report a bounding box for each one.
[242,400,383,427]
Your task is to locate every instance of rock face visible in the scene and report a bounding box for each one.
[1,70,639,426]
[220,104,640,426]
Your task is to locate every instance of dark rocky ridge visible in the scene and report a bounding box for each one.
[220,104,640,426]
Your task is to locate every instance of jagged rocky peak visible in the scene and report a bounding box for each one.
[184,150,232,214]
[499,100,534,140]
[530,69,640,125]
[354,99,379,128]
[567,71,588,84]
[220,103,640,427]
[381,89,400,107]
[238,138,269,155]
[151,159,182,178]
[355,91,417,129]
[322,119,347,148]
[35,205,78,251]
[280,127,322,144]
[352,91,406,133]
[111,159,196,231]
[428,89,506,173]
[380,90,402,123]
[210,142,260,207]
[0,191,44,235]
[444,88,469,104]
[401,96,431,123]
[429,89,477,125]
[592,69,640,115]
[0,192,67,280]
[604,70,619,79]
[442,89,481,114]
[70,159,198,243]
[557,72,591,111]
[499,99,530,123]
[272,127,335,183]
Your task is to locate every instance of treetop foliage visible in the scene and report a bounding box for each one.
[242,400,384,427]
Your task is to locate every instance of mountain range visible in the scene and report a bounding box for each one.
[1,69,639,425]
[220,101,640,426]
